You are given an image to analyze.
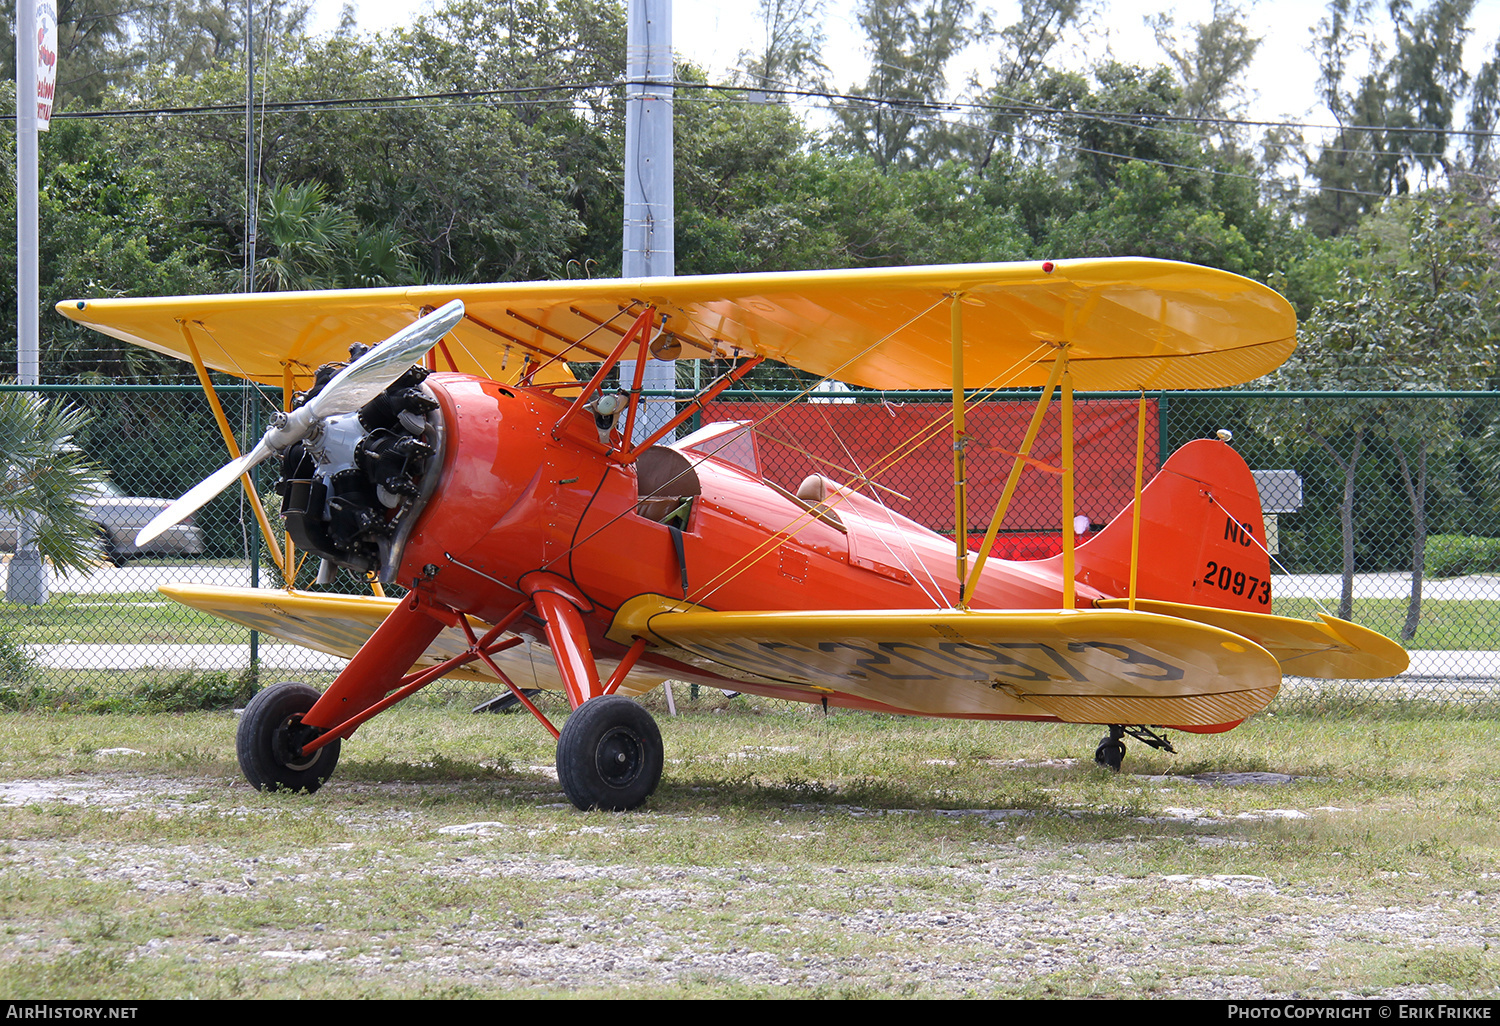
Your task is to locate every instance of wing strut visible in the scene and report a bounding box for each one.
[1129,390,1148,609]
[613,355,766,464]
[553,307,658,442]
[950,295,968,605]
[180,320,287,577]
[963,348,1068,604]
[1060,352,1076,609]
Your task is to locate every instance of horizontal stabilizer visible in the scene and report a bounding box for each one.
[1095,598,1409,679]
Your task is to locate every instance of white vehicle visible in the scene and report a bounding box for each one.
[0,479,206,565]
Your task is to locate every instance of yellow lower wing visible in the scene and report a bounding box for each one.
[157,583,670,695]
[1093,599,1409,679]
[610,597,1281,726]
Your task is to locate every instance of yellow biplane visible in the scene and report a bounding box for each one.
[60,258,1407,810]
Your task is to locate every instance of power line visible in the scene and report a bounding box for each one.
[6,73,1488,203]
[11,76,1498,141]
[0,81,620,121]
[681,79,1500,141]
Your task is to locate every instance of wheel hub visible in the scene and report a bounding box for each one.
[593,726,643,787]
[272,713,324,772]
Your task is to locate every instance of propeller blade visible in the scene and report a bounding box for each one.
[135,300,465,548]
[136,438,273,547]
[304,299,465,420]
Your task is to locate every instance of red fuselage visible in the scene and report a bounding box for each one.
[389,375,1099,713]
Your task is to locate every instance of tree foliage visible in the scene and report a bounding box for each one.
[1255,195,1499,625]
[833,0,989,168]
[738,0,829,95]
[0,394,107,574]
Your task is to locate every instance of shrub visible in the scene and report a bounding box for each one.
[1424,535,1500,578]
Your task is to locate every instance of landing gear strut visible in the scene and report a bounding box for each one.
[555,695,663,811]
[1093,724,1176,772]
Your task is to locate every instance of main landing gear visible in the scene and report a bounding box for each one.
[237,681,342,793]
[556,695,664,811]
[229,587,666,811]
[1093,724,1177,772]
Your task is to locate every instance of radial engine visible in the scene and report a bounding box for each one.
[275,351,444,582]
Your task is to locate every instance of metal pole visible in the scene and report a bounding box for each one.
[249,400,261,679]
[245,0,259,671]
[9,0,47,604]
[243,0,258,292]
[619,0,674,442]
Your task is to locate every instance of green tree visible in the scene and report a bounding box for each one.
[833,0,988,168]
[1147,0,1261,148]
[0,0,130,105]
[1256,196,1498,634]
[674,82,1028,275]
[121,30,592,285]
[1041,161,1256,273]
[967,0,1087,174]
[739,0,828,95]
[1464,37,1500,191]
[1305,0,1484,235]
[132,0,311,76]
[0,394,107,574]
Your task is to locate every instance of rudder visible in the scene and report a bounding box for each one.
[1073,439,1272,612]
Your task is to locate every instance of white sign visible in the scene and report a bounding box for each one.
[36,1,57,131]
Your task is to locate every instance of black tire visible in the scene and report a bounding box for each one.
[237,681,341,793]
[1094,736,1126,772]
[94,525,122,568]
[556,695,663,811]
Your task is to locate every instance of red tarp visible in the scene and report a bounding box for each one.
[700,398,1160,549]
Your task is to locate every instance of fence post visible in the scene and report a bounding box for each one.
[1157,391,1170,466]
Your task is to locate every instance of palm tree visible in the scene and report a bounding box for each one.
[255,181,416,291]
[255,181,357,293]
[0,393,107,575]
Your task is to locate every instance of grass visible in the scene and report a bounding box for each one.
[0,590,245,646]
[0,697,1494,998]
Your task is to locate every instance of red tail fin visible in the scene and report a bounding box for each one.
[1074,439,1272,612]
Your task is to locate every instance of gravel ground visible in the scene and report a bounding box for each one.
[1,771,1496,999]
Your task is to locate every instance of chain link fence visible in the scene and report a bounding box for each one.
[4,383,1498,712]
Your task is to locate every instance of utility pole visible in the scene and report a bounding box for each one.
[619,0,675,441]
[244,0,260,672]
[9,1,58,605]
[244,0,258,293]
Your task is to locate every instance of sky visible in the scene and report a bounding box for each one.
[307,1,1500,133]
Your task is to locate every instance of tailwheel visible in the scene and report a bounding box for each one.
[237,681,341,793]
[1093,724,1176,772]
[1094,732,1127,772]
[556,695,663,811]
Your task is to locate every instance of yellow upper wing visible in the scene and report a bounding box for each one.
[59,258,1295,392]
